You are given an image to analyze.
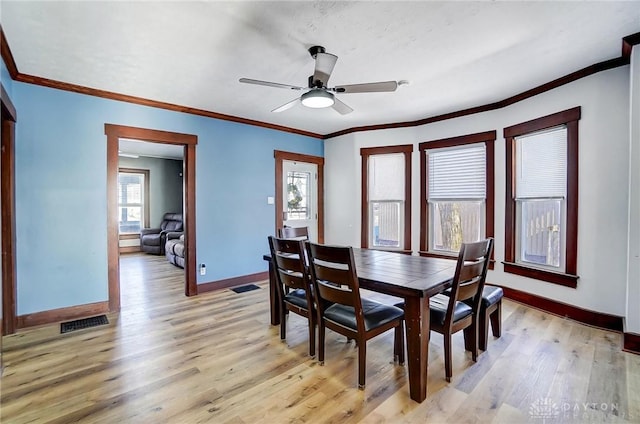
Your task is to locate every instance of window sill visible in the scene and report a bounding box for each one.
[418,250,456,259]
[419,251,495,270]
[502,262,578,288]
[370,248,412,255]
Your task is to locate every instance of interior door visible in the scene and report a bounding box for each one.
[282,160,318,242]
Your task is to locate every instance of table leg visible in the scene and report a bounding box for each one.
[404,296,429,402]
[268,260,281,326]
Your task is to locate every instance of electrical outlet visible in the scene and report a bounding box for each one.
[200,264,206,276]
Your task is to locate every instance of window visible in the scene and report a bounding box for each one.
[419,131,495,259]
[287,170,311,220]
[360,145,412,251]
[504,107,580,287]
[118,168,149,234]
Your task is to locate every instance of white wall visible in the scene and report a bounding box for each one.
[627,46,640,334]
[325,66,631,317]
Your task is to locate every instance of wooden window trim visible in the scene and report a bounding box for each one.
[503,107,581,288]
[418,131,496,269]
[360,144,413,251]
[118,168,150,237]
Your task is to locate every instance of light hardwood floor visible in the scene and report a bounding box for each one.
[1,253,638,423]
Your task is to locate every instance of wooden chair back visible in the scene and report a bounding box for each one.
[446,238,494,326]
[305,242,405,388]
[279,226,309,240]
[305,242,362,321]
[268,236,309,295]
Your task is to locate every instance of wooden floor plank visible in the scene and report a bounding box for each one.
[1,252,638,423]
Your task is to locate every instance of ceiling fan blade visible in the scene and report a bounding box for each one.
[331,97,353,115]
[239,78,303,90]
[334,81,398,93]
[313,52,338,87]
[271,97,300,113]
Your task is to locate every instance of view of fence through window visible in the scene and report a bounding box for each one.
[118,172,144,233]
[287,171,310,220]
[372,201,401,247]
[519,199,562,267]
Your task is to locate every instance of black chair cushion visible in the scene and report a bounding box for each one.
[429,294,472,325]
[324,299,403,332]
[481,285,503,308]
[442,286,504,308]
[284,289,309,309]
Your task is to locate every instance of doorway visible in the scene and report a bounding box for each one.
[282,160,319,242]
[105,124,198,312]
[274,150,324,243]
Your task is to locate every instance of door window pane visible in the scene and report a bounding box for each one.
[287,171,311,220]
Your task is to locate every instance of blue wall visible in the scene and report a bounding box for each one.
[10,81,323,315]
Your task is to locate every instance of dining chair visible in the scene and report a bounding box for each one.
[268,236,316,356]
[305,242,405,389]
[433,238,493,382]
[439,245,502,352]
[396,238,493,382]
[279,226,309,240]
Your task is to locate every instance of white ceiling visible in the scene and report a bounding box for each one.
[1,1,639,137]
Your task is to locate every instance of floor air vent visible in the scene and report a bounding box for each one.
[231,284,260,294]
[60,315,109,334]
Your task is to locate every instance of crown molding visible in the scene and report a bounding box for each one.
[0,26,19,80]
[324,56,627,139]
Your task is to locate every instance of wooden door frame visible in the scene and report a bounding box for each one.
[274,150,324,243]
[106,124,198,311]
[1,84,17,335]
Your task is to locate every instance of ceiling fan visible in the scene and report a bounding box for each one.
[239,45,399,115]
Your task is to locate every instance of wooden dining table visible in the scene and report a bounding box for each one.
[263,247,457,403]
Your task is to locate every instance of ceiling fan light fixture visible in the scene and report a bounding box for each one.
[301,89,335,108]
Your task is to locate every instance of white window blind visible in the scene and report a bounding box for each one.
[369,153,405,201]
[516,126,567,199]
[427,144,486,199]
